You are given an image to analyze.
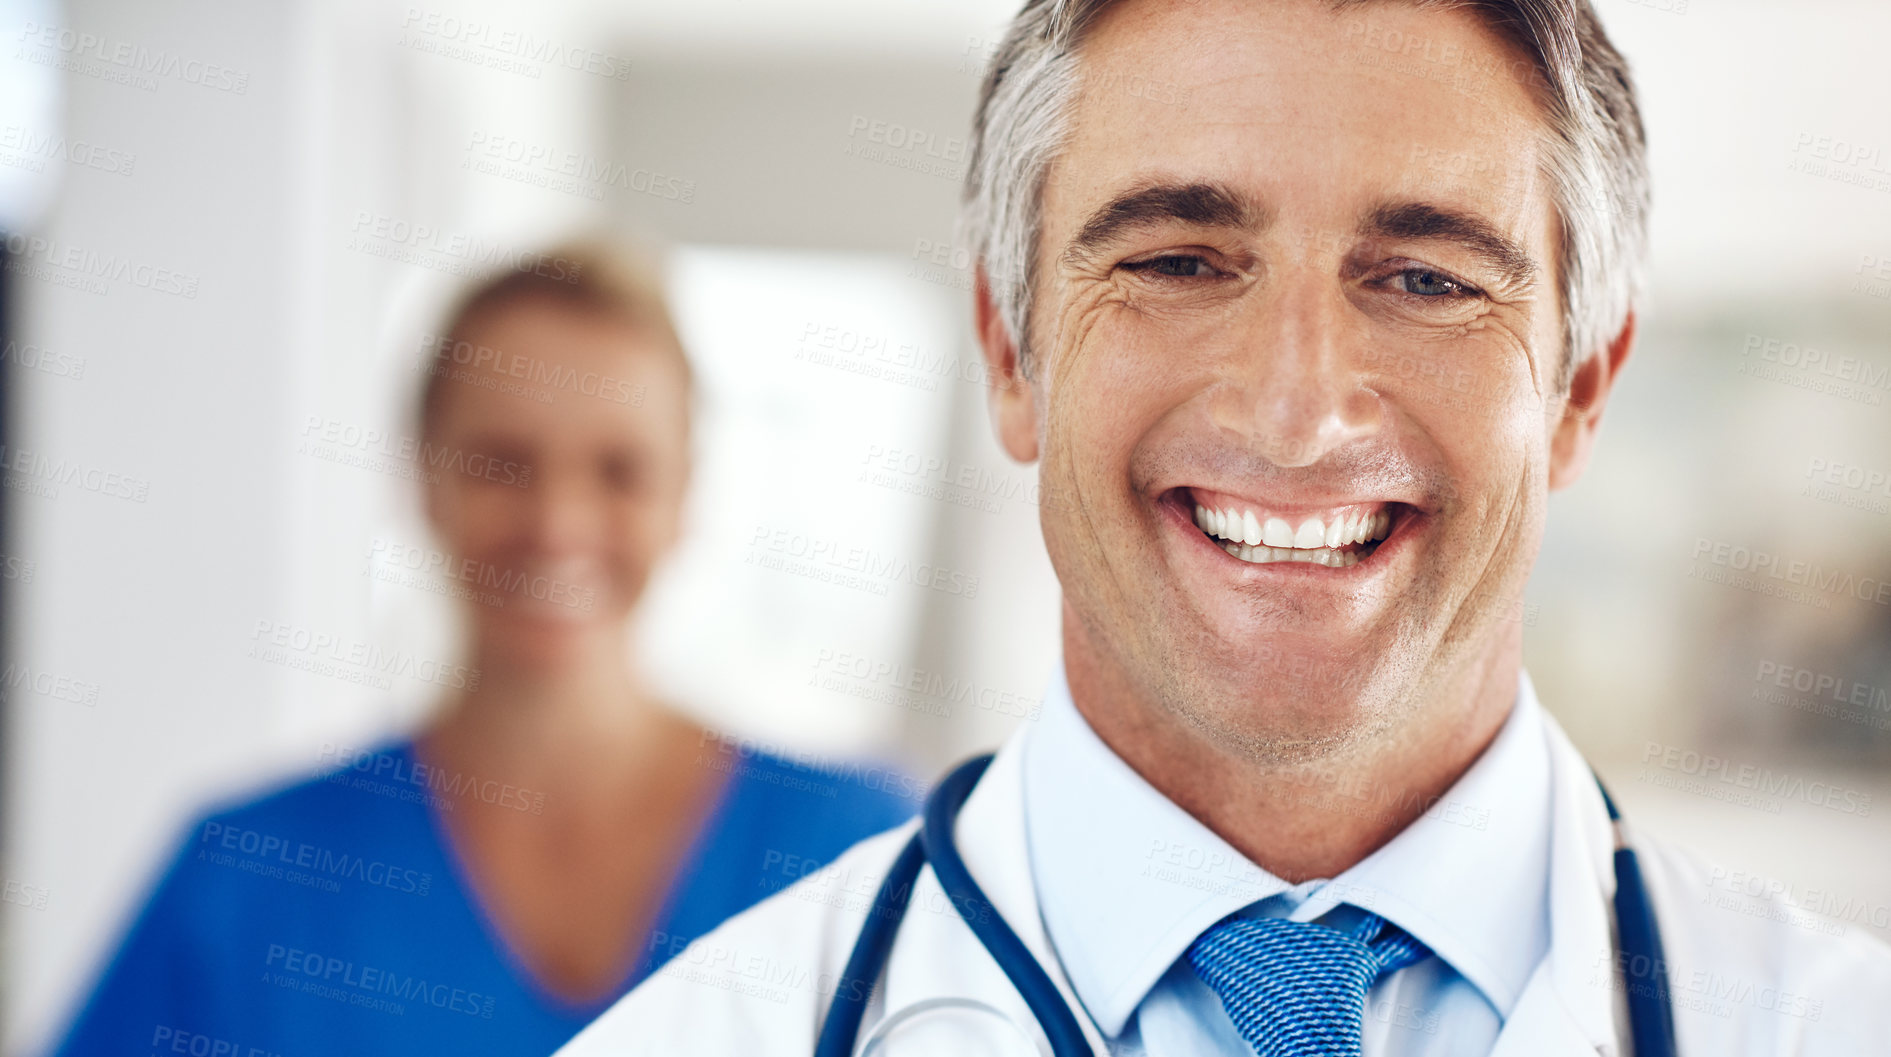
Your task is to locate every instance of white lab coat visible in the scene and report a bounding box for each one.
[558,711,1891,1056]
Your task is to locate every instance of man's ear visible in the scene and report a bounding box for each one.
[1548,310,1636,491]
[975,264,1041,463]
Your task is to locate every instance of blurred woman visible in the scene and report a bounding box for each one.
[51,245,915,1055]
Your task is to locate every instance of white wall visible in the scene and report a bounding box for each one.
[4,1,314,1047]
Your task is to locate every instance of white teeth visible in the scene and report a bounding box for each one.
[1187,495,1399,563]
[1220,539,1362,567]
[1190,497,1397,567]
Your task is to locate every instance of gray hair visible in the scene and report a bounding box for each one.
[961,0,1649,390]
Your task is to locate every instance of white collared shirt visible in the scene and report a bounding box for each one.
[1021,664,1557,1055]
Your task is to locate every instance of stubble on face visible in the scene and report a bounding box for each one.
[1021,0,1565,772]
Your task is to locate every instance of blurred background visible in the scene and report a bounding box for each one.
[1,0,1888,1050]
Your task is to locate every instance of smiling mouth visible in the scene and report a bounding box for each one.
[1184,487,1399,568]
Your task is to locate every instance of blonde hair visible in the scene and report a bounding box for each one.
[417,241,693,438]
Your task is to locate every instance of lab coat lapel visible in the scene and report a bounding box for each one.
[1489,711,1626,1057]
[880,732,1112,1054]
[1488,959,1609,1057]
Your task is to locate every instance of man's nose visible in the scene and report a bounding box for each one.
[1207,277,1382,468]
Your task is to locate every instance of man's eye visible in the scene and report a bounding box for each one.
[1124,254,1216,278]
[1392,268,1471,297]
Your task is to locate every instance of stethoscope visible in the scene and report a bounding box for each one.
[816,754,1680,1057]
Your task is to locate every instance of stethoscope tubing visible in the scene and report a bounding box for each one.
[813,829,927,1057]
[1598,783,1680,1056]
[917,756,1094,1056]
[817,753,1679,1057]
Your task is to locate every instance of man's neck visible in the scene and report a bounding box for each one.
[1063,621,1521,884]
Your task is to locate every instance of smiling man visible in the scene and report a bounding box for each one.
[558,1,1891,1055]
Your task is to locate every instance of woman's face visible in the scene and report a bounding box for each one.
[423,294,690,670]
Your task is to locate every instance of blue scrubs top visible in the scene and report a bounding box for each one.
[50,740,916,1056]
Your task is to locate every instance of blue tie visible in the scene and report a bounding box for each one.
[1186,911,1431,1057]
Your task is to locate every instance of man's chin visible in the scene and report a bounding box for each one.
[1164,659,1401,766]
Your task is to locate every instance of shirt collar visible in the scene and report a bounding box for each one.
[1022,662,1554,1037]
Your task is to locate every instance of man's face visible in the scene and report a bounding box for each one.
[1002,0,1596,760]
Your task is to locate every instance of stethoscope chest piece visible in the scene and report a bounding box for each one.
[858,996,1044,1057]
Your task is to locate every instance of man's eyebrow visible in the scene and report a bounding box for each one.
[1361,202,1538,286]
[1063,182,1265,264]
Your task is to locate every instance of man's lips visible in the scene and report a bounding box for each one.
[1171,486,1408,568]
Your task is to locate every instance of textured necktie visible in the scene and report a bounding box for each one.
[1185,911,1431,1057]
